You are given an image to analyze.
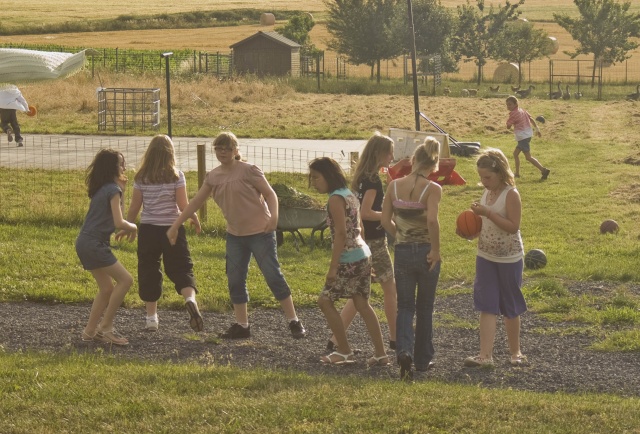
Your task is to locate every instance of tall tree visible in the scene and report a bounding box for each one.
[453,0,524,86]
[554,0,640,87]
[393,0,459,73]
[325,0,401,82]
[491,21,550,85]
[275,13,319,56]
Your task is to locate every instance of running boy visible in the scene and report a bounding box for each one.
[506,96,550,180]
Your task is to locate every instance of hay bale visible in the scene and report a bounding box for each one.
[493,63,519,84]
[260,13,276,26]
[305,12,314,21]
[543,36,559,55]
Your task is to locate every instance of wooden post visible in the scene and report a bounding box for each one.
[197,144,207,222]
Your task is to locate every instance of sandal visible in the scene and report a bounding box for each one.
[367,354,390,367]
[463,355,494,368]
[327,340,361,355]
[95,328,129,346]
[510,354,528,366]
[81,331,96,342]
[320,351,355,365]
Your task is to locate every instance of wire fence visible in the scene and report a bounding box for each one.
[0,136,349,226]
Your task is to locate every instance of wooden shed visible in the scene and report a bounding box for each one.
[230,31,301,77]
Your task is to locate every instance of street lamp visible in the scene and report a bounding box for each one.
[161,52,173,138]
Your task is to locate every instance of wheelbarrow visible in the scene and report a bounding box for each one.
[276,205,328,251]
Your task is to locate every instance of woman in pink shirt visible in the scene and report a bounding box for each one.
[167,132,306,340]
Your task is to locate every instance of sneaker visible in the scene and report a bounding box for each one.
[6,129,13,143]
[219,323,250,339]
[541,168,551,180]
[145,318,159,331]
[389,340,396,350]
[16,140,23,147]
[415,361,435,372]
[463,355,494,368]
[288,320,307,339]
[185,300,204,332]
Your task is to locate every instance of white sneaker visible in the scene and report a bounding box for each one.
[145,318,159,331]
[16,140,23,147]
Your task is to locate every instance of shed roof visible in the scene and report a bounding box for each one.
[230,31,301,49]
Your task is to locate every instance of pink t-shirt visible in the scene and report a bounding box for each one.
[205,161,271,236]
[506,107,533,141]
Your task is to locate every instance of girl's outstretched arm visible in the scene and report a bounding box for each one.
[116,187,141,241]
[176,185,201,234]
[167,183,212,245]
[110,193,137,235]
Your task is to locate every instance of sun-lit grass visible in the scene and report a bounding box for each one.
[0,351,638,433]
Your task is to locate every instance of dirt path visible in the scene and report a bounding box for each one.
[1,284,638,397]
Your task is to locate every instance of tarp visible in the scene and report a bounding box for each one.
[0,48,87,84]
[0,86,28,111]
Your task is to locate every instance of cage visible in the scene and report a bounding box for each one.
[97,87,160,132]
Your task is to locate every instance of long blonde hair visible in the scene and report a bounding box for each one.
[134,134,179,184]
[350,131,393,191]
[411,136,440,175]
[476,148,515,186]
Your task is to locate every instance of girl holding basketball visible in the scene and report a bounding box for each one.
[381,137,442,380]
[466,148,527,367]
[326,132,399,353]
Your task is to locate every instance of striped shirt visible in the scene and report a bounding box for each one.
[507,107,533,141]
[135,170,186,225]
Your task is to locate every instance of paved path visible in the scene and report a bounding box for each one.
[0,134,366,172]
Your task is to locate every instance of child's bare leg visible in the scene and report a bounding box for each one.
[513,148,522,176]
[380,278,397,342]
[318,295,350,354]
[85,269,114,335]
[523,151,545,172]
[233,302,249,325]
[504,316,522,357]
[180,286,196,300]
[145,301,157,317]
[328,299,357,345]
[97,262,133,332]
[479,312,497,360]
[352,294,387,358]
[278,295,301,322]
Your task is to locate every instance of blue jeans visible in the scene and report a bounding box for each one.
[394,243,440,370]
[225,231,291,304]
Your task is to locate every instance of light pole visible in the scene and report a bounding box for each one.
[406,0,420,131]
[161,52,173,138]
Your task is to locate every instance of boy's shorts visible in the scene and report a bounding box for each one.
[516,137,532,153]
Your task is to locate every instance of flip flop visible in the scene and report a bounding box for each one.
[95,328,129,346]
[320,351,355,365]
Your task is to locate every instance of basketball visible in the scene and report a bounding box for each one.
[27,105,37,117]
[456,209,482,238]
[535,115,546,124]
[600,219,619,234]
[525,249,547,270]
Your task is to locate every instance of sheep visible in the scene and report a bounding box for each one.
[461,88,470,97]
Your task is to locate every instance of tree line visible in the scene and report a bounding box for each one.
[279,0,640,86]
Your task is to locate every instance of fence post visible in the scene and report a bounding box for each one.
[350,152,359,173]
[197,144,208,222]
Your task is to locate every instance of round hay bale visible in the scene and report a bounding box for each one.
[305,12,314,21]
[493,63,519,84]
[543,37,559,55]
[260,13,276,26]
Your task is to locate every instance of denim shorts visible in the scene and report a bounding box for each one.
[75,234,117,270]
[474,256,526,318]
[516,137,532,153]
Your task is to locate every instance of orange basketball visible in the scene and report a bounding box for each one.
[456,209,482,238]
[26,105,37,117]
